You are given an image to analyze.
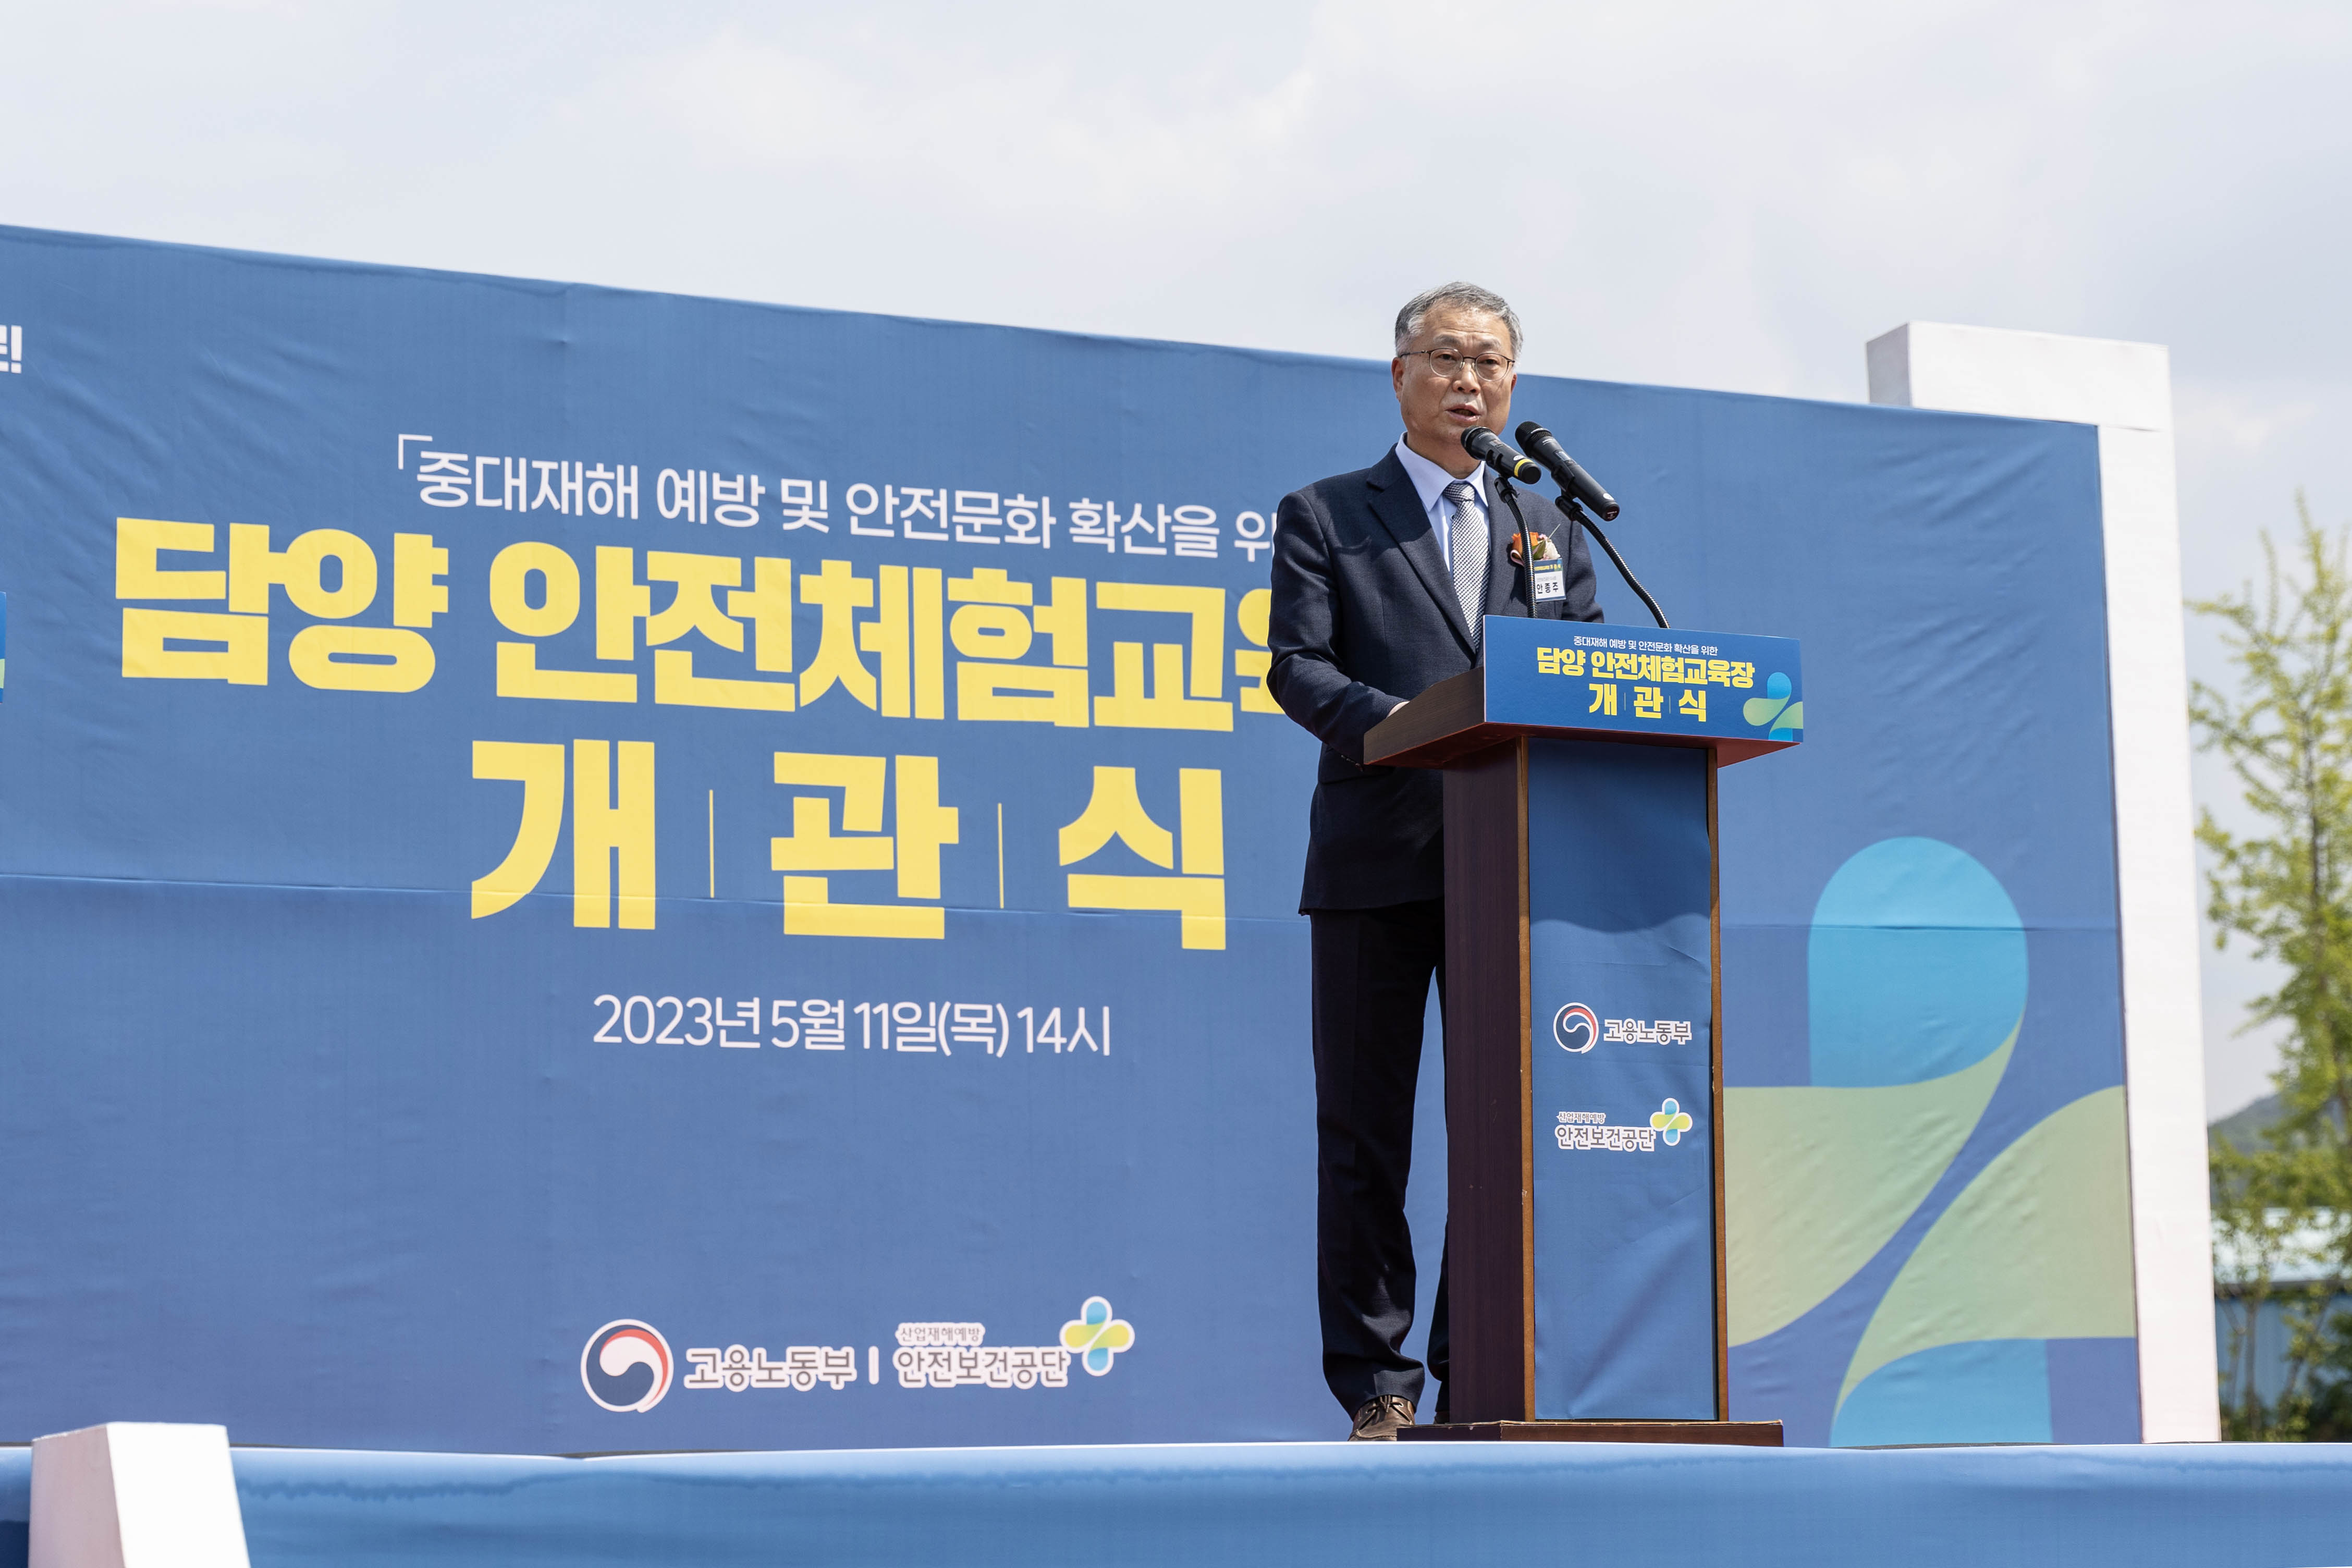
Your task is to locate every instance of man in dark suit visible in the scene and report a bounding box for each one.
[1267,282,1603,1440]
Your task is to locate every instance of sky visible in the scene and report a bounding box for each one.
[4,0,2344,1114]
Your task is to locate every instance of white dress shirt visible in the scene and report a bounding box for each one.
[1387,438,1492,713]
[1392,436,1490,567]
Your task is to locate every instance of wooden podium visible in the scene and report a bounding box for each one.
[1365,616,1800,1446]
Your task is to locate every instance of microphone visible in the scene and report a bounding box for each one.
[1515,422,1621,521]
[1462,426,1542,626]
[1460,426,1543,484]
[1514,418,1666,628]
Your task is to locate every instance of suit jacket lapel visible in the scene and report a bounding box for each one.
[1364,450,1475,653]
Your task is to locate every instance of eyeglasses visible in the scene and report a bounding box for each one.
[1403,348,1515,384]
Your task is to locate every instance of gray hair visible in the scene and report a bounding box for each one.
[1394,282,1523,357]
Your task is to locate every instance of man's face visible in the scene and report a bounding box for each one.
[1392,305,1518,473]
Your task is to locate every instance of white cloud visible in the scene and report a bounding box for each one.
[2177,381,2321,458]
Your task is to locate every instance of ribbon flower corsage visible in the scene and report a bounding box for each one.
[1508,530,1562,567]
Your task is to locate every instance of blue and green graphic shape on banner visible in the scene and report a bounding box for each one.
[1724,837,2138,1444]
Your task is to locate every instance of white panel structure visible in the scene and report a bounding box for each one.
[30,1423,252,1568]
[1866,321,2219,1443]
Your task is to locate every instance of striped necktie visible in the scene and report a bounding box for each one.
[1443,479,1488,649]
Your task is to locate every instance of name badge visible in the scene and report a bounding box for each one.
[1533,561,1565,603]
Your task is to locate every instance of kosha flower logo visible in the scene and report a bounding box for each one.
[1059,1296,1136,1376]
[1743,671,1804,739]
[1650,1099,1695,1146]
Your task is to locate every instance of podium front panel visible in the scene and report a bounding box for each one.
[1526,739,1718,1419]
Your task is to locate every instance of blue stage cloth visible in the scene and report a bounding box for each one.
[3,1441,2351,1567]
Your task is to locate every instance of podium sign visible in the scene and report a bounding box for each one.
[1368,617,1800,1432]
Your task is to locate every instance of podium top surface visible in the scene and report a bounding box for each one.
[1365,617,1804,769]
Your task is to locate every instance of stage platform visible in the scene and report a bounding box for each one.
[3,1439,2351,1566]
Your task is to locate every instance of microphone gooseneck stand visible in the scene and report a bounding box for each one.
[1496,475,1537,619]
[1561,495,1670,630]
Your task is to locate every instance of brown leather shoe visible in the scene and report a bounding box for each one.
[1348,1394,1415,1441]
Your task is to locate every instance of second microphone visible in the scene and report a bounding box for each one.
[1460,426,1542,484]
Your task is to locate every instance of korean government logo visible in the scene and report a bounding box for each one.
[582,1319,674,1412]
[1553,1003,1599,1053]
[583,1297,1134,1406]
[1555,1003,1693,1050]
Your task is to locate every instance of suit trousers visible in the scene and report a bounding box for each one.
[1310,898,1449,1416]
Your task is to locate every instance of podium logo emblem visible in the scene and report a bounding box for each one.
[582,1319,674,1412]
[1743,670,1804,739]
[1650,1099,1695,1146]
[1553,1003,1599,1053]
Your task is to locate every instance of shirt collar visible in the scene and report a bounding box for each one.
[1394,436,1487,517]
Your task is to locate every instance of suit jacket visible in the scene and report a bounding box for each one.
[1267,446,1604,911]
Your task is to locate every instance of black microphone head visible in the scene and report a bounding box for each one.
[1513,420,1622,521]
[1461,425,1541,484]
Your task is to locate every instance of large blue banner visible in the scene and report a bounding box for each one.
[0,225,2134,1450]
